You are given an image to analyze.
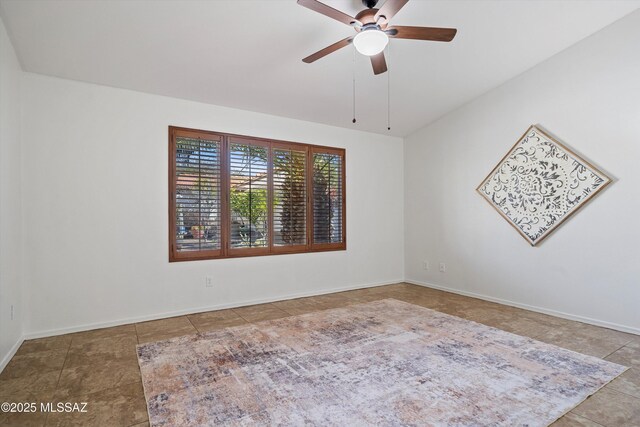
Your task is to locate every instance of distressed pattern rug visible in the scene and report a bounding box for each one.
[137,299,626,426]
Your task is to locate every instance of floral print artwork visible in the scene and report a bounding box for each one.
[478,126,611,245]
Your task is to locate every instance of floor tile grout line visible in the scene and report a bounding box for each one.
[231,309,253,323]
[569,410,613,427]
[602,383,640,400]
[134,323,141,345]
[53,337,73,387]
[605,386,640,401]
[185,315,201,334]
[567,410,606,426]
[37,377,148,425]
[278,307,296,316]
[505,333,632,362]
[46,338,73,427]
[601,340,632,360]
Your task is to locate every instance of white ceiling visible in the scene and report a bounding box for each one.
[1,0,638,136]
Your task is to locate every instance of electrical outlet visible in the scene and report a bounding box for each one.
[205,277,214,288]
[439,262,446,273]
[422,261,430,270]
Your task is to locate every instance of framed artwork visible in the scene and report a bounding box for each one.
[477,125,611,246]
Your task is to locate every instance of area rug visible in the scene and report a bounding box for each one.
[137,299,626,426]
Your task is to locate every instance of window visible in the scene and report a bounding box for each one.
[169,127,345,261]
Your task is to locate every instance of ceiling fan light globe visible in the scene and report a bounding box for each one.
[353,29,388,56]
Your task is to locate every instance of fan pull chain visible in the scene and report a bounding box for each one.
[387,41,391,131]
[352,46,356,124]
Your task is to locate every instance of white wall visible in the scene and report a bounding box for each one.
[0,17,23,367]
[20,74,404,337]
[405,10,640,333]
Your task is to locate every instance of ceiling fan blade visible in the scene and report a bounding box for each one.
[370,52,387,75]
[297,0,361,26]
[375,0,409,24]
[302,37,353,63]
[387,26,457,42]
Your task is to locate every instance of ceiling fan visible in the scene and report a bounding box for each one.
[298,0,457,75]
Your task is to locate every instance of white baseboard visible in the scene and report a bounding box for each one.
[405,279,640,335]
[22,279,404,340]
[0,336,24,373]
[17,276,637,358]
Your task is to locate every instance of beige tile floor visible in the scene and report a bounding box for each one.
[1,283,638,426]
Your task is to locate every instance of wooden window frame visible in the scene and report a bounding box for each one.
[169,126,346,262]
